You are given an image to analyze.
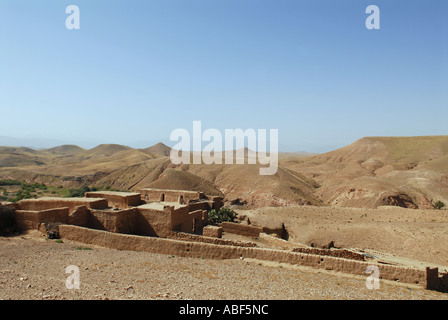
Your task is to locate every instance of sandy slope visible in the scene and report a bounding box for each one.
[239,205,448,268]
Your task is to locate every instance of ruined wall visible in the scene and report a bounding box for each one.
[89,209,119,233]
[140,188,203,203]
[88,208,139,234]
[171,206,207,235]
[203,225,222,238]
[211,196,223,210]
[191,210,208,234]
[58,225,429,288]
[68,206,90,227]
[260,225,285,239]
[221,222,263,238]
[258,233,299,250]
[291,247,366,261]
[168,231,256,247]
[17,198,108,213]
[136,205,173,237]
[15,207,69,231]
[187,201,212,212]
[11,198,205,239]
[171,206,190,233]
[85,192,141,209]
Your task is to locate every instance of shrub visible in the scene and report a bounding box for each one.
[207,208,237,225]
[0,179,22,186]
[68,186,90,198]
[435,201,446,210]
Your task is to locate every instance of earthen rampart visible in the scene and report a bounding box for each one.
[168,231,257,247]
[221,222,263,237]
[58,224,434,289]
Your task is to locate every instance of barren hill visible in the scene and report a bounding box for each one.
[284,136,448,209]
[142,142,172,157]
[0,136,447,209]
[43,145,85,155]
[82,144,133,159]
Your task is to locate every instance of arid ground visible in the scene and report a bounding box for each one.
[0,230,447,300]
[1,136,448,300]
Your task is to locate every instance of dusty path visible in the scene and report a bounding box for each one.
[0,232,447,300]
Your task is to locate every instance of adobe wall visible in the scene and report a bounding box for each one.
[187,201,212,212]
[85,192,141,209]
[88,208,139,234]
[221,222,263,238]
[14,210,39,231]
[189,210,207,234]
[68,206,90,227]
[203,225,223,238]
[15,207,69,231]
[168,231,257,247]
[171,206,190,232]
[140,188,203,203]
[12,199,202,239]
[291,247,366,261]
[136,205,173,237]
[211,196,223,210]
[17,198,108,213]
[58,225,429,288]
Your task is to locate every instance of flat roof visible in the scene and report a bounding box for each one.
[138,202,187,211]
[140,188,201,194]
[85,191,141,197]
[23,197,107,202]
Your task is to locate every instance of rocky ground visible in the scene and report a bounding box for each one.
[0,231,447,300]
[239,206,448,268]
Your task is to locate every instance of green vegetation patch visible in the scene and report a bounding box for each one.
[207,208,238,225]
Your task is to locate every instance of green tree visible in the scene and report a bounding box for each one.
[435,201,446,210]
[207,208,237,225]
[68,186,90,198]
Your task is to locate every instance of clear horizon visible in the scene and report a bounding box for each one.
[1,0,447,153]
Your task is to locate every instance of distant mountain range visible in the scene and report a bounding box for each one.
[0,136,447,209]
[0,136,176,150]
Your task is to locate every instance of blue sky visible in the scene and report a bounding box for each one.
[0,0,447,152]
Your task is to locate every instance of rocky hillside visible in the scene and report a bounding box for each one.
[1,136,447,209]
[284,136,448,209]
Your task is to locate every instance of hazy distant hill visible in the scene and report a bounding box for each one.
[43,145,86,155]
[0,137,447,209]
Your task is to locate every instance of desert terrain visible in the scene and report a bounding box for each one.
[1,135,448,300]
[0,230,446,300]
[1,136,447,209]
